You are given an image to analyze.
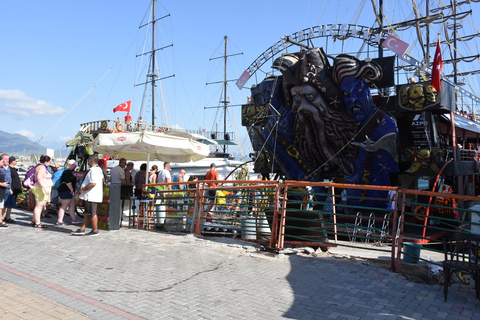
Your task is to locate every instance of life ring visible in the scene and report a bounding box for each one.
[156,128,163,133]
[116,123,124,131]
[100,121,108,130]
[414,205,427,221]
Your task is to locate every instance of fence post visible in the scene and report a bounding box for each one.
[332,186,338,244]
[269,182,280,248]
[395,191,407,272]
[192,183,205,234]
[277,182,289,250]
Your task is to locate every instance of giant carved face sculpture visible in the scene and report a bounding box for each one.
[340,77,375,123]
[290,82,357,175]
[272,49,358,176]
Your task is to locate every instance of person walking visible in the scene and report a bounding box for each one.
[3,157,22,223]
[148,165,158,184]
[134,163,147,199]
[31,155,53,228]
[72,155,103,236]
[111,158,127,184]
[125,162,134,184]
[172,169,186,190]
[0,154,12,223]
[0,158,9,228]
[56,160,82,225]
[205,163,219,212]
[157,162,171,189]
[97,159,108,183]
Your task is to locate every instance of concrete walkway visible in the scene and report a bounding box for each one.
[1,207,479,319]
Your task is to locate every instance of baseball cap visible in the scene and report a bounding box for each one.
[211,163,216,167]
[9,156,16,163]
[67,159,78,167]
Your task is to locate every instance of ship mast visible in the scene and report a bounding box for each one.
[136,0,173,126]
[222,36,228,153]
[151,0,156,125]
[206,36,243,153]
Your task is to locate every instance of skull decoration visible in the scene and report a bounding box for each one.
[405,148,444,173]
[425,85,438,104]
[408,84,425,111]
[400,86,409,106]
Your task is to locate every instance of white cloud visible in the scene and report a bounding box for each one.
[0,89,66,118]
[15,129,35,139]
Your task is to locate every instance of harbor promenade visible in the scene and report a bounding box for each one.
[1,207,479,319]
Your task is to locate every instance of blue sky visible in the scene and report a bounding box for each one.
[1,0,479,159]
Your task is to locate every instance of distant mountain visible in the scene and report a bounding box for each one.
[0,130,50,156]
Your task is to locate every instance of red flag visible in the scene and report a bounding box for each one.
[113,100,131,113]
[236,69,251,90]
[431,39,443,91]
[382,34,409,56]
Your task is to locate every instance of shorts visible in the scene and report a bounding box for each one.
[58,190,73,200]
[32,185,51,202]
[208,189,216,198]
[84,201,99,216]
[4,192,17,208]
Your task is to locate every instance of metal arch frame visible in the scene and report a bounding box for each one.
[237,23,388,89]
[237,23,480,103]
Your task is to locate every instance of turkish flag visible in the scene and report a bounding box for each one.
[236,69,251,90]
[113,100,131,113]
[431,39,443,91]
[382,34,409,57]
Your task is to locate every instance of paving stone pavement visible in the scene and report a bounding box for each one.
[1,208,480,319]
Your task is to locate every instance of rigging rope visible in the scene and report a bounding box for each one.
[29,68,112,150]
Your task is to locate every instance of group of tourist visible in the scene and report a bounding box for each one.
[1,154,220,236]
[0,154,103,236]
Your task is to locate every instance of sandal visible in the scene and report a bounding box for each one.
[30,221,35,226]
[0,222,8,228]
[32,223,47,228]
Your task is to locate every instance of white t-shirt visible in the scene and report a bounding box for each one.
[157,169,171,183]
[110,165,125,184]
[80,165,104,203]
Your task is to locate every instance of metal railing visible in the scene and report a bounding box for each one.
[132,179,480,273]
[80,119,170,134]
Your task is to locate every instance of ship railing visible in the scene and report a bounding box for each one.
[459,148,480,161]
[79,120,170,134]
[128,179,480,275]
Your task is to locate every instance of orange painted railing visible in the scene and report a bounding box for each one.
[134,179,480,273]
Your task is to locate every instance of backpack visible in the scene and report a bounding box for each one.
[22,164,40,190]
[52,168,67,189]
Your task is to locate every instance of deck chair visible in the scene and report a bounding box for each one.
[441,232,480,302]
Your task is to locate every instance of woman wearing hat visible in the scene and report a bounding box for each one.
[56,160,82,225]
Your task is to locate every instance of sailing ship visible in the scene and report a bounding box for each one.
[69,0,248,179]
[240,0,480,211]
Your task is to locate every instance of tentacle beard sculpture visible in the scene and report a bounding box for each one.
[333,54,399,208]
[273,48,358,176]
